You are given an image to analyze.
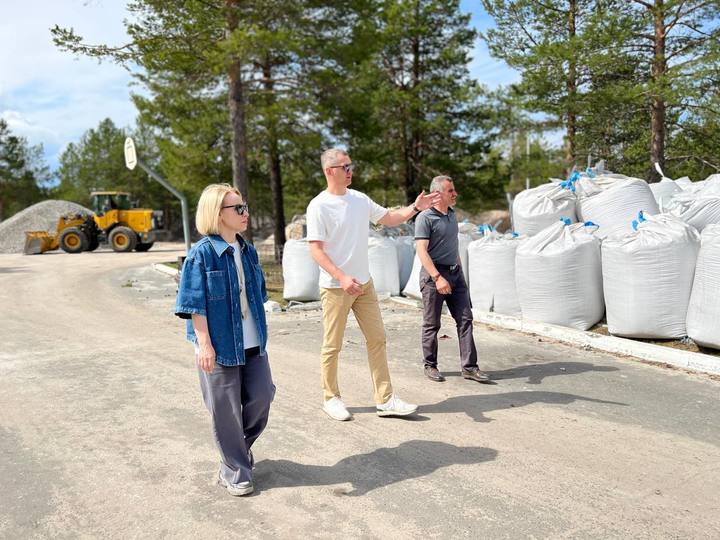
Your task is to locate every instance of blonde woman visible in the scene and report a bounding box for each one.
[176,184,275,497]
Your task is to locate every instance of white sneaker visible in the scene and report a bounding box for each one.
[376,394,418,417]
[323,396,352,421]
[218,475,254,496]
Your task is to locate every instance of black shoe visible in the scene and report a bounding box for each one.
[424,366,445,382]
[462,368,491,383]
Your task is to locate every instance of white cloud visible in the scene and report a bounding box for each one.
[0,0,139,169]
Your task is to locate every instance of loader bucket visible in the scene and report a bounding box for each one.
[24,231,57,255]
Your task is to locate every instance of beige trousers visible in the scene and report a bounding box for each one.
[319,279,393,404]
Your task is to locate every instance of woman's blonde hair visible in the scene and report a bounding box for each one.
[195,183,242,236]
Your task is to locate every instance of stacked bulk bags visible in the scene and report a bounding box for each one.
[686,225,720,349]
[393,236,415,290]
[468,231,523,316]
[664,175,720,232]
[602,213,700,338]
[512,181,577,236]
[402,254,423,299]
[515,220,604,330]
[650,177,683,210]
[282,239,320,301]
[458,232,473,282]
[575,174,659,238]
[368,237,400,295]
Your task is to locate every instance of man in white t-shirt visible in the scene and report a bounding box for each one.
[307,148,440,421]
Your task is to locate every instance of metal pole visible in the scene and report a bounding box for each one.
[136,159,191,253]
[525,134,530,190]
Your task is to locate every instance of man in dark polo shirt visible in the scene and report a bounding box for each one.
[415,175,490,383]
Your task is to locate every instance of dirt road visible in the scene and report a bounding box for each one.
[1,244,719,538]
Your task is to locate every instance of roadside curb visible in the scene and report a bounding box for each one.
[152,262,179,278]
[388,297,720,376]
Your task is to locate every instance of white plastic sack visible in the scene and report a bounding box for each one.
[282,239,320,301]
[665,176,720,232]
[650,177,682,210]
[512,181,577,236]
[575,174,659,238]
[393,236,415,290]
[602,213,700,338]
[515,221,604,330]
[402,254,423,299]
[468,232,523,316]
[458,232,472,283]
[368,237,400,296]
[686,224,720,349]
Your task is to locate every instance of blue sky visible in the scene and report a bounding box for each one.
[0,0,519,174]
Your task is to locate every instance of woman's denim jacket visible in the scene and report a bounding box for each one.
[175,234,268,366]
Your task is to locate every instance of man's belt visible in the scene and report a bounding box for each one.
[435,263,460,272]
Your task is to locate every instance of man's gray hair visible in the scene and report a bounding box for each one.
[430,175,453,192]
[320,148,348,170]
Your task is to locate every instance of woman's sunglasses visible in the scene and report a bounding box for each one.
[221,203,249,216]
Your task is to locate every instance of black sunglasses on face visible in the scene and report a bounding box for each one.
[221,203,249,216]
[328,163,354,173]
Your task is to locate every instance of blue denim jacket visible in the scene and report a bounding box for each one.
[175,234,268,366]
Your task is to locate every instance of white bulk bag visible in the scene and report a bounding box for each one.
[650,177,682,210]
[575,174,659,238]
[515,220,604,330]
[686,224,720,349]
[458,232,472,283]
[402,254,423,299]
[512,181,577,236]
[368,237,400,296]
[393,236,415,290]
[282,239,320,301]
[665,176,720,232]
[602,213,700,338]
[468,232,523,316]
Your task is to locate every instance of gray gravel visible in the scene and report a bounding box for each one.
[0,200,92,253]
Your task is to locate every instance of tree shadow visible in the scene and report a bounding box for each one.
[254,440,497,496]
[420,391,627,423]
[446,361,619,385]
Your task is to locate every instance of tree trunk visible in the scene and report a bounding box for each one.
[226,0,253,240]
[262,59,286,262]
[564,0,577,173]
[649,0,666,183]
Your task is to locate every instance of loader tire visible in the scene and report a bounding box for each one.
[59,228,89,254]
[109,227,137,253]
[135,242,154,252]
[86,235,100,251]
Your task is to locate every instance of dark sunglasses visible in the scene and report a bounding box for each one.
[221,203,249,216]
[328,163,354,173]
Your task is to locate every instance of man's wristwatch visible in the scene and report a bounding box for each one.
[412,204,421,213]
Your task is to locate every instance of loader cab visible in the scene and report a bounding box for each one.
[91,191,132,215]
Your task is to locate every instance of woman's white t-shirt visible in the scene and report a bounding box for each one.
[232,241,260,349]
[306,189,388,289]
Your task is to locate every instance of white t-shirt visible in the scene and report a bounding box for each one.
[306,188,388,289]
[232,241,260,349]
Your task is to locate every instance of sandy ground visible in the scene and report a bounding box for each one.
[1,242,719,539]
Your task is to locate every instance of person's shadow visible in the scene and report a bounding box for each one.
[254,440,497,496]
[420,391,627,423]
[446,361,619,385]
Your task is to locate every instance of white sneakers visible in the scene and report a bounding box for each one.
[323,396,353,421]
[218,475,254,496]
[376,394,418,417]
[323,394,418,420]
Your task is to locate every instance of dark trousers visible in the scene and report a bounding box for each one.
[197,349,275,484]
[420,266,478,370]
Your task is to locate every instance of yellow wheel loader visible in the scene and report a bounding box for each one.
[24,191,163,255]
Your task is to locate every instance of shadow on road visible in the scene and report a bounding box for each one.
[254,440,497,496]
[445,361,619,385]
[420,391,627,423]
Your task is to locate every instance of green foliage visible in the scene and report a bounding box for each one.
[0,120,51,221]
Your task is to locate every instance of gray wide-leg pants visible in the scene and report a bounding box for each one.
[197,349,275,484]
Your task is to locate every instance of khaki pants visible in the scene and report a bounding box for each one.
[319,279,393,404]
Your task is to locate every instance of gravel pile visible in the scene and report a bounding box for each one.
[0,200,93,254]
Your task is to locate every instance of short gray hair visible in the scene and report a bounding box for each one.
[320,148,348,170]
[430,175,452,192]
